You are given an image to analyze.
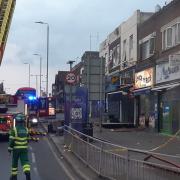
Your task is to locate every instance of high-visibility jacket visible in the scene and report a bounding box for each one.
[8,125,29,151]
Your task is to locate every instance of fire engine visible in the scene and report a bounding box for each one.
[0,113,14,138]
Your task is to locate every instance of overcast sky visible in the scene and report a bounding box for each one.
[0,0,167,95]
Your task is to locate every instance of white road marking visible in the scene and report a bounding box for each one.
[30,146,42,180]
[33,167,38,173]
[29,146,33,151]
[31,152,36,164]
[32,165,42,180]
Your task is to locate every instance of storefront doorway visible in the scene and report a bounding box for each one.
[159,86,180,134]
[160,102,172,134]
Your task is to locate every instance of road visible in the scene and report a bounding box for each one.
[0,128,71,180]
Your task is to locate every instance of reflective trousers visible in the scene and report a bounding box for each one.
[11,149,31,178]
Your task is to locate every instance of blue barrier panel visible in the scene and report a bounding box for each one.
[64,86,88,133]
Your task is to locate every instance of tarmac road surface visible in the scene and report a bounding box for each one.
[0,130,72,180]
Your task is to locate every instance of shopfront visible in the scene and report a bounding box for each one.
[105,68,135,126]
[134,68,156,129]
[105,74,120,123]
[153,59,180,134]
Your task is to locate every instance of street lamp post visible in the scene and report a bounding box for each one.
[35,21,49,97]
[30,74,40,97]
[67,60,75,71]
[24,63,30,87]
[33,54,42,97]
[67,60,75,126]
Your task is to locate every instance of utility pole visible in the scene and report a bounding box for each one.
[67,60,75,126]
[31,74,40,97]
[33,54,42,97]
[35,21,49,97]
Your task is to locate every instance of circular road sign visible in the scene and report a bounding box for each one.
[66,72,76,84]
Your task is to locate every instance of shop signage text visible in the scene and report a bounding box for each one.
[156,62,180,84]
[135,68,153,89]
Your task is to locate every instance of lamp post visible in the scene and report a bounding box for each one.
[23,63,30,87]
[67,60,75,71]
[33,54,42,97]
[67,60,75,126]
[30,74,40,97]
[35,21,49,97]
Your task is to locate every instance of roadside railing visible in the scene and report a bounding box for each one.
[64,125,180,180]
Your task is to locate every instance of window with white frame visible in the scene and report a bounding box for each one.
[162,22,180,50]
[140,37,155,60]
[129,35,133,60]
[122,39,127,62]
[167,28,172,47]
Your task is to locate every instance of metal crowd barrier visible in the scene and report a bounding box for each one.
[63,125,180,180]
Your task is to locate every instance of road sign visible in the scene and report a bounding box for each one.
[71,108,82,119]
[66,72,76,84]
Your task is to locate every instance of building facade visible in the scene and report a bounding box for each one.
[136,0,180,134]
[80,51,105,121]
[0,82,4,93]
[100,10,153,126]
[52,71,69,112]
[0,0,16,65]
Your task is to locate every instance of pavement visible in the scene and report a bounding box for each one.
[93,125,180,168]
[93,126,180,155]
[54,113,180,156]
[42,113,180,179]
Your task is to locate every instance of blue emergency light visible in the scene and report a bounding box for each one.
[28,96,37,100]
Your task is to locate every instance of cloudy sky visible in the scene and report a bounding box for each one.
[0,0,167,95]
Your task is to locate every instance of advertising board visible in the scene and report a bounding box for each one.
[135,68,153,89]
[156,62,180,84]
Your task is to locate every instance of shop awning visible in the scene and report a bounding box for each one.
[107,91,123,95]
[133,87,151,96]
[151,82,180,91]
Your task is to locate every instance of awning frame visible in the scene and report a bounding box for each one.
[151,82,180,91]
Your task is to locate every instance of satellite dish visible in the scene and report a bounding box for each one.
[155,4,161,12]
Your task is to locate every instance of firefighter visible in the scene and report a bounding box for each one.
[8,113,31,180]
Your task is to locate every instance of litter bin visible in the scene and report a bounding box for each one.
[57,126,64,136]
[83,123,93,142]
[48,123,54,133]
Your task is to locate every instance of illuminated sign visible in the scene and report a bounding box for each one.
[111,76,119,84]
[135,68,153,89]
[49,108,55,115]
[156,62,180,84]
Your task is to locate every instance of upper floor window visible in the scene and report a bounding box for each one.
[162,23,180,50]
[129,35,133,60]
[122,39,127,62]
[140,37,155,60]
